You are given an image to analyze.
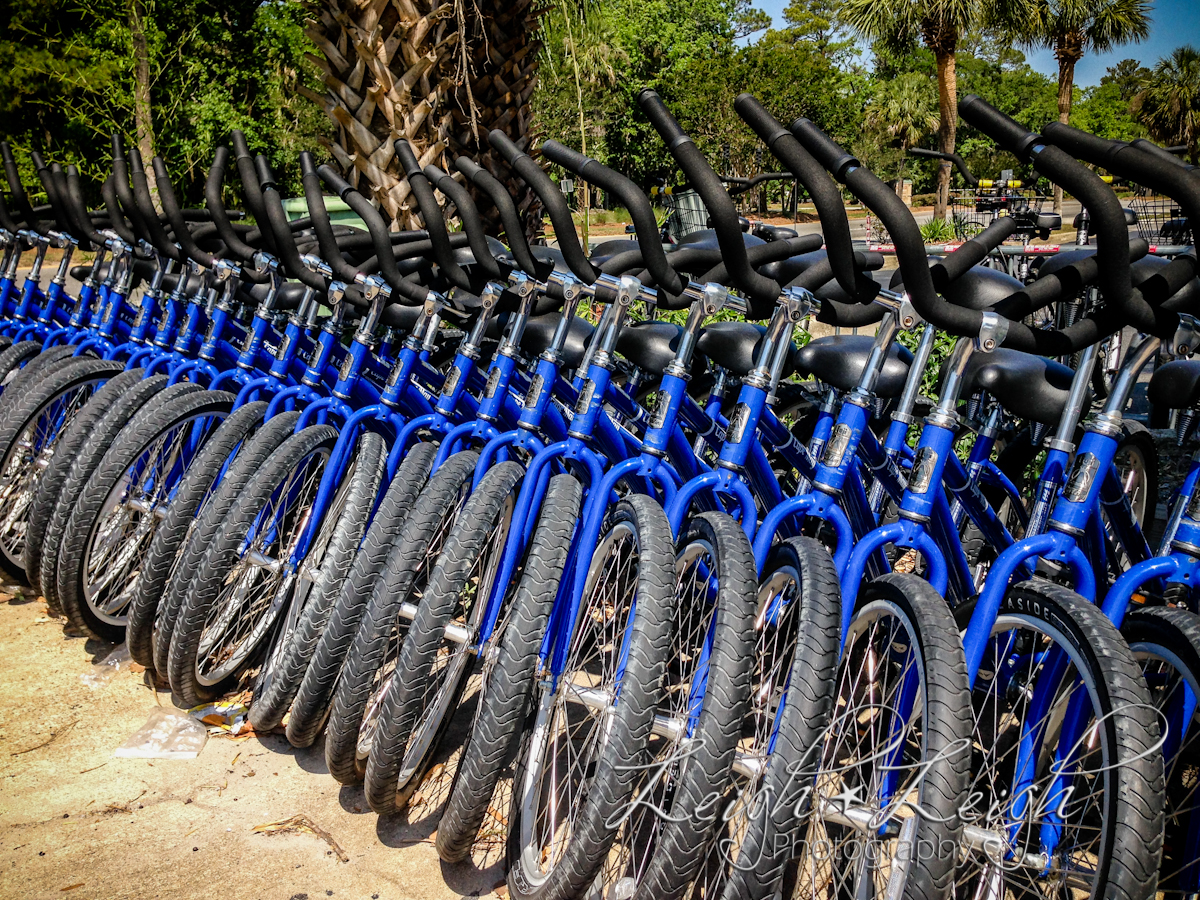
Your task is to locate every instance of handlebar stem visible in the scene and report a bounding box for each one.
[497,276,538,358]
[49,233,79,287]
[353,274,390,343]
[1096,333,1164,428]
[24,231,52,284]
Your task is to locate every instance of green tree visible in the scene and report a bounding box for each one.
[0,0,328,204]
[996,0,1150,209]
[839,0,990,221]
[1102,57,1151,99]
[1133,45,1200,162]
[765,0,856,61]
[865,72,940,185]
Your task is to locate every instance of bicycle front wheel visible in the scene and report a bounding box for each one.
[954,580,1165,900]
[506,494,674,900]
[797,573,971,900]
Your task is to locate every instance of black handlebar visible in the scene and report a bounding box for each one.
[930,216,1017,289]
[128,149,178,260]
[424,163,502,280]
[230,130,275,255]
[1,142,40,234]
[153,156,214,267]
[110,135,149,243]
[204,147,258,264]
[255,156,325,291]
[1042,122,1200,229]
[959,94,1176,340]
[455,157,541,277]
[65,165,106,248]
[32,155,72,235]
[907,147,978,187]
[301,152,357,284]
[735,93,876,304]
[394,139,471,291]
[99,175,135,246]
[639,89,781,306]
[541,138,685,295]
[487,129,601,284]
[316,163,426,304]
[1131,138,1196,171]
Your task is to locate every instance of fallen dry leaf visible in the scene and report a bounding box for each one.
[253,814,349,863]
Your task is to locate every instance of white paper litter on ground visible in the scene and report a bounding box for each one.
[114,708,207,758]
[80,643,132,688]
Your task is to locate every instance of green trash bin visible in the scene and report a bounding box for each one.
[280,196,367,231]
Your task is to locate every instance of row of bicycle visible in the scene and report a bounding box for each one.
[0,88,1198,900]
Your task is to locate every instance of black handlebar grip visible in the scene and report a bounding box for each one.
[0,186,18,233]
[790,117,1030,345]
[455,157,540,277]
[110,136,148,241]
[230,130,274,254]
[487,129,600,284]
[1043,123,1200,229]
[62,165,102,246]
[259,177,325,291]
[153,156,214,267]
[52,164,86,238]
[735,94,874,303]
[638,89,780,305]
[127,148,178,260]
[1040,124,1123,169]
[542,139,685,295]
[787,119,860,179]
[203,147,256,263]
[254,155,276,191]
[425,164,502,279]
[1,143,23,202]
[930,215,1017,289]
[540,142,673,282]
[301,152,357,284]
[960,95,1169,340]
[317,164,425,304]
[316,164,353,200]
[907,147,978,187]
[101,174,136,247]
[1132,138,1196,171]
[957,96,1040,160]
[34,157,72,235]
[0,142,39,231]
[1141,255,1199,308]
[393,140,469,290]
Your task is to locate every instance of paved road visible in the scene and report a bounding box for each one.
[785,199,1085,243]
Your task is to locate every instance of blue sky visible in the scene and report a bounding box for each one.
[748,0,1200,85]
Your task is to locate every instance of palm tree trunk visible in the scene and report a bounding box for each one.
[1053,35,1082,214]
[303,0,544,236]
[129,0,158,210]
[934,49,957,221]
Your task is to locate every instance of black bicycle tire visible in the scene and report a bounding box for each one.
[436,473,582,862]
[505,494,675,900]
[363,458,526,814]
[125,400,269,671]
[167,423,338,706]
[284,440,438,749]
[151,410,300,677]
[55,387,234,642]
[323,450,478,785]
[247,430,387,732]
[25,367,148,598]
